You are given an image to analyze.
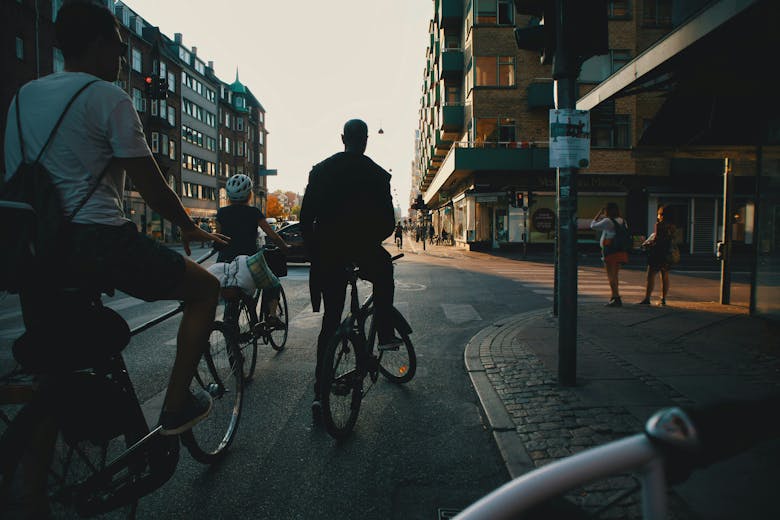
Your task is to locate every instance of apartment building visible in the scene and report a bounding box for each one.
[215,73,272,213]
[416,0,748,255]
[114,2,182,240]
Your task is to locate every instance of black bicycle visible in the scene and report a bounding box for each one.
[222,281,289,382]
[319,253,416,439]
[0,251,243,517]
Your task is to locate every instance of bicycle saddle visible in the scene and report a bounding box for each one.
[13,290,130,374]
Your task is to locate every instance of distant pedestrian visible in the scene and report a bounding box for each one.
[428,223,435,244]
[394,222,403,249]
[199,220,211,247]
[591,203,629,307]
[640,206,676,306]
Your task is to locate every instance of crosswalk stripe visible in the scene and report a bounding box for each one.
[441,303,482,322]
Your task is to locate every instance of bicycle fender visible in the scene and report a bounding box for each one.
[393,307,412,335]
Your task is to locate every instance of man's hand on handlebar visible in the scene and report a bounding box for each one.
[181,226,229,256]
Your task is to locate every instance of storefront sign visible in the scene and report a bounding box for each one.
[549,109,590,169]
[532,208,556,232]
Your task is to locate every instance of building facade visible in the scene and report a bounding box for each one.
[416,0,744,257]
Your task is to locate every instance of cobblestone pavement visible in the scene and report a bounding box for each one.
[465,302,780,519]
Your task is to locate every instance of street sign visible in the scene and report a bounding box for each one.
[549,109,590,169]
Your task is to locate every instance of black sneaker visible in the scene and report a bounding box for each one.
[659,298,667,306]
[159,389,213,436]
[639,298,651,305]
[377,336,404,351]
[311,399,323,425]
[605,297,622,308]
[266,315,285,330]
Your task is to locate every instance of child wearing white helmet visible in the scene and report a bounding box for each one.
[216,174,289,326]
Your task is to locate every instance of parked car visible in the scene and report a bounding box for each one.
[276,222,308,263]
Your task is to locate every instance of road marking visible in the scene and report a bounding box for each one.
[441,303,482,322]
[395,281,427,291]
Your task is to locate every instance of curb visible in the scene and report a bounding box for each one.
[463,309,550,479]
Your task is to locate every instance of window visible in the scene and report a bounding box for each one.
[475,117,516,144]
[151,100,158,116]
[475,0,514,25]
[236,117,244,132]
[169,140,176,161]
[258,112,264,124]
[53,47,65,72]
[150,132,159,153]
[195,61,205,75]
[167,106,175,126]
[15,37,24,60]
[611,50,631,73]
[475,56,515,87]
[608,0,631,19]
[643,0,672,27]
[224,137,231,153]
[446,86,462,104]
[206,136,217,151]
[131,48,142,73]
[236,141,244,157]
[159,60,166,78]
[167,72,176,92]
[224,112,231,127]
[134,17,143,36]
[591,101,631,148]
[131,88,143,111]
[161,134,169,156]
[258,132,264,146]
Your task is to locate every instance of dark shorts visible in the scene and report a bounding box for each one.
[61,222,186,301]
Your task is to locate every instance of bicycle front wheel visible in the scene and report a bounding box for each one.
[183,322,243,464]
[320,330,362,439]
[268,285,288,351]
[237,296,259,381]
[368,310,417,384]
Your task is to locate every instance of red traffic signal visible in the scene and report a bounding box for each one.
[144,76,153,85]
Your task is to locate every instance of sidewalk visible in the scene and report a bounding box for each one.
[464,301,780,519]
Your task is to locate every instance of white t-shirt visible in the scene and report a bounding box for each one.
[4,72,151,226]
[590,216,626,248]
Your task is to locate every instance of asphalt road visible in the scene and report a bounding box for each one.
[0,243,753,518]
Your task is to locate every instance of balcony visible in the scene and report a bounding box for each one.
[440,0,463,29]
[440,48,464,80]
[441,103,464,134]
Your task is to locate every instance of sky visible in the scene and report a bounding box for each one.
[124,0,432,216]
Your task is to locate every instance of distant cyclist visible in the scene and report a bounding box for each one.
[300,118,403,418]
[216,174,289,327]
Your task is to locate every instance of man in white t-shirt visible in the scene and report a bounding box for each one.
[4,2,227,436]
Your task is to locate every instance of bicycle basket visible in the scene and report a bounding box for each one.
[263,248,287,277]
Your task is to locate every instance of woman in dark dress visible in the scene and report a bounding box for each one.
[640,206,676,306]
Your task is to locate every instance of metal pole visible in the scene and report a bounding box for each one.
[749,146,761,314]
[554,0,578,386]
[720,157,733,304]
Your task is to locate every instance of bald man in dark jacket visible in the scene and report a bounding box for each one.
[301,119,400,416]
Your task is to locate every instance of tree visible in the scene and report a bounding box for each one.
[266,193,284,218]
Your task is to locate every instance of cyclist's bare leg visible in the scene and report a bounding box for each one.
[162,258,220,412]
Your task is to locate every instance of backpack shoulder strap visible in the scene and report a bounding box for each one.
[16,79,101,165]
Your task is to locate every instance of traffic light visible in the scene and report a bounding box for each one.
[513,0,555,65]
[507,189,516,207]
[516,192,525,209]
[144,75,154,98]
[515,0,609,73]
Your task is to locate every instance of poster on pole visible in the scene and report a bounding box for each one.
[549,109,590,169]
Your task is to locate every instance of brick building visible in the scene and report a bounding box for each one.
[416,0,743,256]
[2,1,272,241]
[215,72,272,213]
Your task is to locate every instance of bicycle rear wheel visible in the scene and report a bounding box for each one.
[268,285,288,351]
[183,322,243,464]
[237,296,259,381]
[320,329,362,439]
[367,311,417,384]
[1,402,141,518]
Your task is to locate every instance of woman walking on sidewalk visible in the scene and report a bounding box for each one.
[591,203,629,307]
[640,206,676,306]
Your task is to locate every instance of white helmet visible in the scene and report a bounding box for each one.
[226,174,253,201]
